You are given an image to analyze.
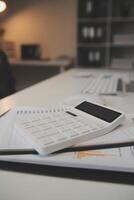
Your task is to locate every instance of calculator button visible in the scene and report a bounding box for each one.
[45,130,60,137]
[55,123,64,128]
[55,134,68,141]
[30,119,40,123]
[37,122,47,126]
[86,125,98,130]
[21,121,31,126]
[27,127,39,134]
[69,133,80,137]
[42,116,51,120]
[71,124,82,129]
[40,124,52,130]
[65,121,74,125]
[57,125,70,131]
[96,123,105,129]
[22,123,34,129]
[78,127,89,133]
[67,130,80,137]
[50,120,57,124]
[43,139,55,146]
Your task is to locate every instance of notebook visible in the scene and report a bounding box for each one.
[1,104,134,173]
[0,114,134,173]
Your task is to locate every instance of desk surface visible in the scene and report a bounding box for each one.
[0,68,134,200]
[10,59,72,73]
[10,59,71,67]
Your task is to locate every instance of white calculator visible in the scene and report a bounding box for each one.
[15,101,125,155]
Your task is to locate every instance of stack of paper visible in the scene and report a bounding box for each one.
[0,105,134,173]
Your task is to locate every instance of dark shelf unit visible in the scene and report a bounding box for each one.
[77,0,134,68]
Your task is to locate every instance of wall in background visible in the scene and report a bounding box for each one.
[1,0,77,60]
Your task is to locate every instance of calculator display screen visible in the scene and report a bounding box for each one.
[75,101,121,123]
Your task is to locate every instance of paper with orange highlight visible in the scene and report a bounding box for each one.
[76,151,115,159]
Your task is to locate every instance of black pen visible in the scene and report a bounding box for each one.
[0,141,134,155]
[0,148,37,155]
[55,141,134,154]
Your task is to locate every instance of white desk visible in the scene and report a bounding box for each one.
[0,68,134,200]
[11,59,73,91]
[10,59,72,73]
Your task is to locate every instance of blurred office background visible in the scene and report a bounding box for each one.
[0,0,134,97]
[0,0,77,94]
